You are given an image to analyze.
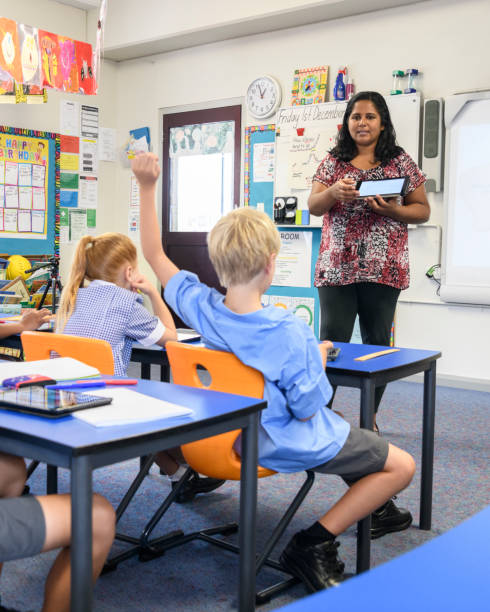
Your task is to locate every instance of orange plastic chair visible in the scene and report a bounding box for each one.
[21,331,115,375]
[139,341,315,604]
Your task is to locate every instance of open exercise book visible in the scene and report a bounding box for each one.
[73,388,194,427]
[0,357,100,382]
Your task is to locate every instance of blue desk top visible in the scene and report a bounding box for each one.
[0,378,264,451]
[279,505,490,612]
[327,342,441,375]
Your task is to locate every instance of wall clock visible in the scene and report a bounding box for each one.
[246,75,282,119]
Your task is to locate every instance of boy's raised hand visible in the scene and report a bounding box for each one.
[131,153,160,188]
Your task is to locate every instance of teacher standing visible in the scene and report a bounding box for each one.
[309,91,430,424]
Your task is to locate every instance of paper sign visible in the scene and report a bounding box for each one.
[18,164,32,186]
[60,100,80,136]
[60,190,78,207]
[60,134,79,153]
[99,127,116,162]
[31,164,45,188]
[18,186,32,209]
[272,230,312,288]
[69,208,87,241]
[32,187,46,210]
[60,172,79,189]
[4,162,18,185]
[0,161,4,183]
[81,105,99,139]
[80,138,97,174]
[31,210,45,233]
[3,209,17,231]
[79,175,97,208]
[4,185,18,208]
[60,153,79,171]
[0,184,4,206]
[17,209,31,232]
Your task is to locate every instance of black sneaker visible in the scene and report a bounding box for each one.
[371,499,413,539]
[171,471,225,503]
[280,532,345,593]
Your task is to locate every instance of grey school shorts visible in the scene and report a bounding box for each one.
[0,495,46,562]
[312,426,389,482]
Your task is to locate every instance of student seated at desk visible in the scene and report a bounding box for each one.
[0,309,51,342]
[133,152,416,592]
[0,452,115,612]
[55,232,224,502]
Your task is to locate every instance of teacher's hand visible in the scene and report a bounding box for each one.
[329,178,359,202]
[366,195,400,218]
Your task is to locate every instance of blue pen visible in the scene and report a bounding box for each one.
[46,381,107,391]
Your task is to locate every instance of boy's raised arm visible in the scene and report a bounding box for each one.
[131,153,179,288]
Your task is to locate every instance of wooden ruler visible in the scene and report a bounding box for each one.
[354,348,400,361]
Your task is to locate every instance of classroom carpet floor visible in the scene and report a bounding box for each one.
[1,377,489,611]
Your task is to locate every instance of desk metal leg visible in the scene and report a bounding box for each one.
[239,412,259,612]
[356,378,375,573]
[141,363,151,380]
[46,465,58,494]
[71,455,93,612]
[420,361,436,530]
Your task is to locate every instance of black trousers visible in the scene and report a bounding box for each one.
[318,282,401,414]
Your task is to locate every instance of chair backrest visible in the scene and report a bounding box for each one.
[21,331,115,375]
[166,341,274,480]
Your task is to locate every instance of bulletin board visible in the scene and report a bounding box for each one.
[244,124,275,215]
[0,126,59,256]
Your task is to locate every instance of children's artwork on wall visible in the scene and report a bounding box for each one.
[0,17,22,83]
[18,24,41,87]
[291,66,329,106]
[75,41,95,95]
[39,30,62,90]
[0,17,94,96]
[58,37,79,93]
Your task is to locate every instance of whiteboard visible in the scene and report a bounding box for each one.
[274,93,421,214]
[440,91,490,306]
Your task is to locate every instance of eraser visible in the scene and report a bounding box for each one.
[2,375,57,389]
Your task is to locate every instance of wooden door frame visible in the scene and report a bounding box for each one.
[161,104,242,248]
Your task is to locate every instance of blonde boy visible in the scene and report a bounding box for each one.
[133,153,415,592]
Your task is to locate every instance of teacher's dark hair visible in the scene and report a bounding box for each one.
[330,91,403,165]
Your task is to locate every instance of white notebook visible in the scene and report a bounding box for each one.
[73,388,194,427]
[0,357,100,383]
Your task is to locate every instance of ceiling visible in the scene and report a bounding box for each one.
[52,0,429,61]
[52,0,100,9]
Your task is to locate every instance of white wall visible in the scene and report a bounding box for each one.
[112,0,490,389]
[0,0,117,281]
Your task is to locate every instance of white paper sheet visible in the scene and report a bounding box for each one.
[0,357,100,382]
[73,388,193,427]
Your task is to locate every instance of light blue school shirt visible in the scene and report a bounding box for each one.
[165,270,350,473]
[63,280,164,376]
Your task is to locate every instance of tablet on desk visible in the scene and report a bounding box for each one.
[356,177,409,199]
[0,386,112,418]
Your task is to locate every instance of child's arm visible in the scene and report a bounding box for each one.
[130,274,177,346]
[131,153,180,288]
[0,309,51,339]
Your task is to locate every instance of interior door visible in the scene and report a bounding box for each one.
[161,105,241,326]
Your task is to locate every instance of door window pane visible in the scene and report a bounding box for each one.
[169,121,234,232]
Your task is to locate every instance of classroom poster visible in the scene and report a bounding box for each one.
[0,133,49,240]
[272,230,312,288]
[18,24,42,87]
[262,294,315,330]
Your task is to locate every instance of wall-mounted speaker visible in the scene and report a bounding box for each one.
[422,98,444,192]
